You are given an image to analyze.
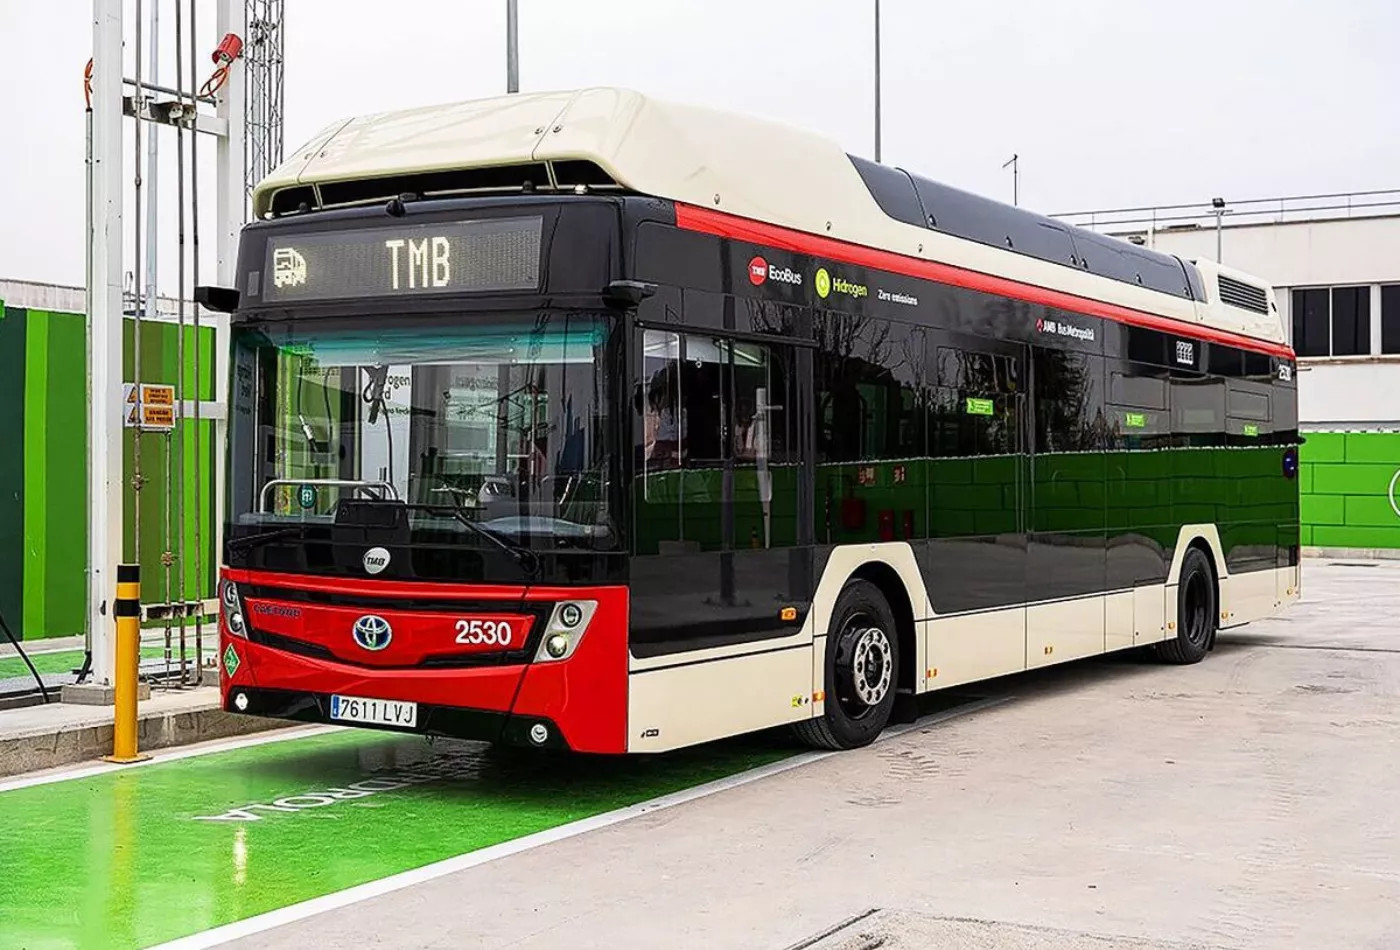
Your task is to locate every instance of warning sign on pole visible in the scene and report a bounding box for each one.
[121,383,177,430]
[141,405,175,429]
[141,384,174,407]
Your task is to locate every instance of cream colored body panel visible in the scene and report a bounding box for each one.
[1105,591,1136,652]
[251,88,1286,349]
[923,608,1026,689]
[1026,597,1106,668]
[1134,585,1170,645]
[626,645,813,753]
[1220,568,1289,628]
[1167,524,1229,584]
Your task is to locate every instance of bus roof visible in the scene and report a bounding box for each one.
[252,87,1287,350]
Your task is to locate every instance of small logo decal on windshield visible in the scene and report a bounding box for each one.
[363,547,391,575]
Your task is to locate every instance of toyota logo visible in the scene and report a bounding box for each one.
[352,615,393,652]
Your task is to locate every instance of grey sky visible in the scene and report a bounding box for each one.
[3,0,1397,292]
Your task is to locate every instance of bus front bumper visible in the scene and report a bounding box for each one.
[223,682,570,750]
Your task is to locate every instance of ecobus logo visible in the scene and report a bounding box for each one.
[748,256,802,287]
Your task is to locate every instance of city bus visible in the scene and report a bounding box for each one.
[212,88,1300,753]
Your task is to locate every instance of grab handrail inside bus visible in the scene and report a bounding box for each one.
[258,478,398,513]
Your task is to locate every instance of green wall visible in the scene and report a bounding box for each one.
[122,318,219,610]
[0,302,217,639]
[22,309,90,642]
[0,305,25,634]
[1300,431,1400,550]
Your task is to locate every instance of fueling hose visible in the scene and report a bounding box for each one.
[0,605,51,703]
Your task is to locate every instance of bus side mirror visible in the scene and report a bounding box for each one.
[603,280,656,310]
[195,285,240,313]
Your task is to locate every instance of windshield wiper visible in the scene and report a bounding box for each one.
[226,526,303,553]
[422,505,541,577]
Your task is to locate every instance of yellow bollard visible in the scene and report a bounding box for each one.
[104,563,148,764]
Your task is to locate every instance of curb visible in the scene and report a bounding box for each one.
[0,703,289,778]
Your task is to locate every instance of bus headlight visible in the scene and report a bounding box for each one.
[533,600,597,662]
[221,579,247,639]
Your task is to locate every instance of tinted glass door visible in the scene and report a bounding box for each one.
[631,328,807,656]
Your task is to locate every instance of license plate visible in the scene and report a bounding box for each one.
[329,694,418,728]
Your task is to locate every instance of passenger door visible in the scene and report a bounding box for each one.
[1027,345,1108,665]
[924,332,1031,686]
[629,328,807,658]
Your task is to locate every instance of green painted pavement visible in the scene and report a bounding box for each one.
[0,649,86,679]
[0,727,792,949]
[0,647,185,680]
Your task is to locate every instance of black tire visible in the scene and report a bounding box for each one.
[1156,547,1216,665]
[793,580,900,750]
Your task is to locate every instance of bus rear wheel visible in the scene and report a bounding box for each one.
[1156,547,1216,665]
[793,579,900,751]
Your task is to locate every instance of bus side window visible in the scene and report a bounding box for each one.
[640,330,685,473]
[729,340,791,464]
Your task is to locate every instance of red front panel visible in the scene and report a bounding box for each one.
[510,585,630,756]
[244,595,534,667]
[220,569,630,753]
[224,635,527,711]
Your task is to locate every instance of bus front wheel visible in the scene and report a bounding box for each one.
[793,579,899,750]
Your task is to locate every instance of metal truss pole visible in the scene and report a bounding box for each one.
[88,0,125,687]
[215,0,248,578]
[245,0,285,196]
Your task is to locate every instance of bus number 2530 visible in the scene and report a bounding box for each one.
[455,619,514,646]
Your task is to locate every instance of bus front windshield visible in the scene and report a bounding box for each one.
[228,311,616,550]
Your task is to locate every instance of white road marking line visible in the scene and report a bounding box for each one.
[147,696,1011,950]
[0,725,342,794]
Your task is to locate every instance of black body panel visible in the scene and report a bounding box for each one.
[627,197,1298,649]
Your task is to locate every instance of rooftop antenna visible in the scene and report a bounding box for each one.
[873,0,881,162]
[1002,154,1019,206]
[506,0,519,93]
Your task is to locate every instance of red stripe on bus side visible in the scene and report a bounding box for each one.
[674,203,1295,360]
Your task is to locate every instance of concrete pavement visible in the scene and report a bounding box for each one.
[229,559,1400,950]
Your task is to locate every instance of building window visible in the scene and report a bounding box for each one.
[1290,286,1371,357]
[1383,284,1400,355]
[1330,287,1370,356]
[1291,288,1329,357]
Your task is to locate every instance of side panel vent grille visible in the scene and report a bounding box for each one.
[1218,275,1269,314]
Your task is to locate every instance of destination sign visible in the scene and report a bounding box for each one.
[260,216,542,302]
